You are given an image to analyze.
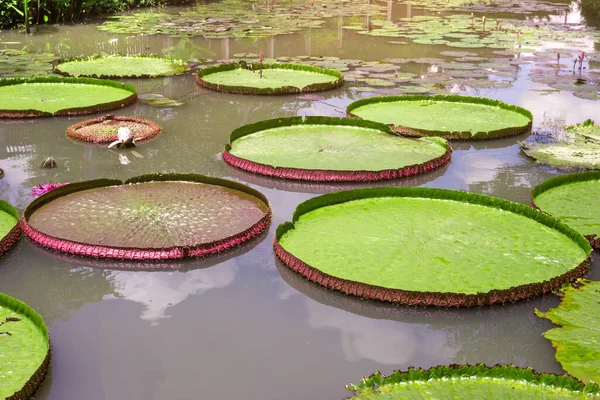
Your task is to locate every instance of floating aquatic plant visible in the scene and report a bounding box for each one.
[0,48,56,78]
[224,116,451,182]
[275,187,591,307]
[0,199,20,257]
[23,174,271,261]
[537,280,600,384]
[0,292,50,400]
[347,364,600,399]
[347,95,532,139]
[196,62,343,94]
[66,114,161,145]
[532,171,600,248]
[0,76,137,118]
[54,54,189,79]
[97,0,387,39]
[520,119,600,169]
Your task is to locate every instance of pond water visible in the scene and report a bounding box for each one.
[0,0,599,398]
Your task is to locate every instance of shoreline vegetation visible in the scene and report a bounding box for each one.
[0,0,193,31]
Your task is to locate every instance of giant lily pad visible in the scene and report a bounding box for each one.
[66,114,161,144]
[54,54,188,79]
[532,171,600,248]
[196,63,343,95]
[0,199,20,256]
[346,364,600,399]
[274,187,591,307]
[347,95,532,139]
[224,117,451,182]
[0,77,137,118]
[520,120,600,169]
[22,174,271,261]
[537,280,600,384]
[0,292,50,400]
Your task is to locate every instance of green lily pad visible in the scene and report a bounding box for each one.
[274,187,591,307]
[0,199,20,256]
[197,62,343,94]
[224,117,451,182]
[54,54,188,79]
[520,120,600,169]
[0,77,137,118]
[347,364,600,399]
[0,293,50,400]
[347,95,532,139]
[537,280,600,384]
[23,174,271,261]
[532,171,600,248]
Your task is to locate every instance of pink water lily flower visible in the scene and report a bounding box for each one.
[30,182,70,197]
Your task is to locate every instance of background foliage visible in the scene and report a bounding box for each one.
[0,0,192,29]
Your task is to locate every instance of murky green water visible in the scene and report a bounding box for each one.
[0,1,599,398]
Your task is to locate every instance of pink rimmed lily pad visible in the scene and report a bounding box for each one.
[22,174,271,261]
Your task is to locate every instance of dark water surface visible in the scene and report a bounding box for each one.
[0,1,599,399]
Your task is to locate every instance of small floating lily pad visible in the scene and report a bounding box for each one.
[196,63,343,94]
[0,292,50,400]
[224,117,451,182]
[54,54,188,79]
[138,94,185,107]
[520,119,600,169]
[66,114,161,144]
[347,364,600,399]
[0,77,137,118]
[537,280,600,384]
[22,174,271,261]
[0,199,20,256]
[275,187,591,307]
[347,95,532,139]
[532,171,600,248]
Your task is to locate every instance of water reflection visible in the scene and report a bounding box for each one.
[275,260,565,371]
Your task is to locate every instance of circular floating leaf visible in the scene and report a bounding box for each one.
[274,187,591,307]
[224,117,451,182]
[347,364,600,399]
[347,95,533,139]
[23,174,271,261]
[0,293,50,400]
[54,54,188,79]
[532,172,600,248]
[66,114,161,144]
[196,62,343,95]
[0,77,137,118]
[0,199,20,256]
[537,280,600,385]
